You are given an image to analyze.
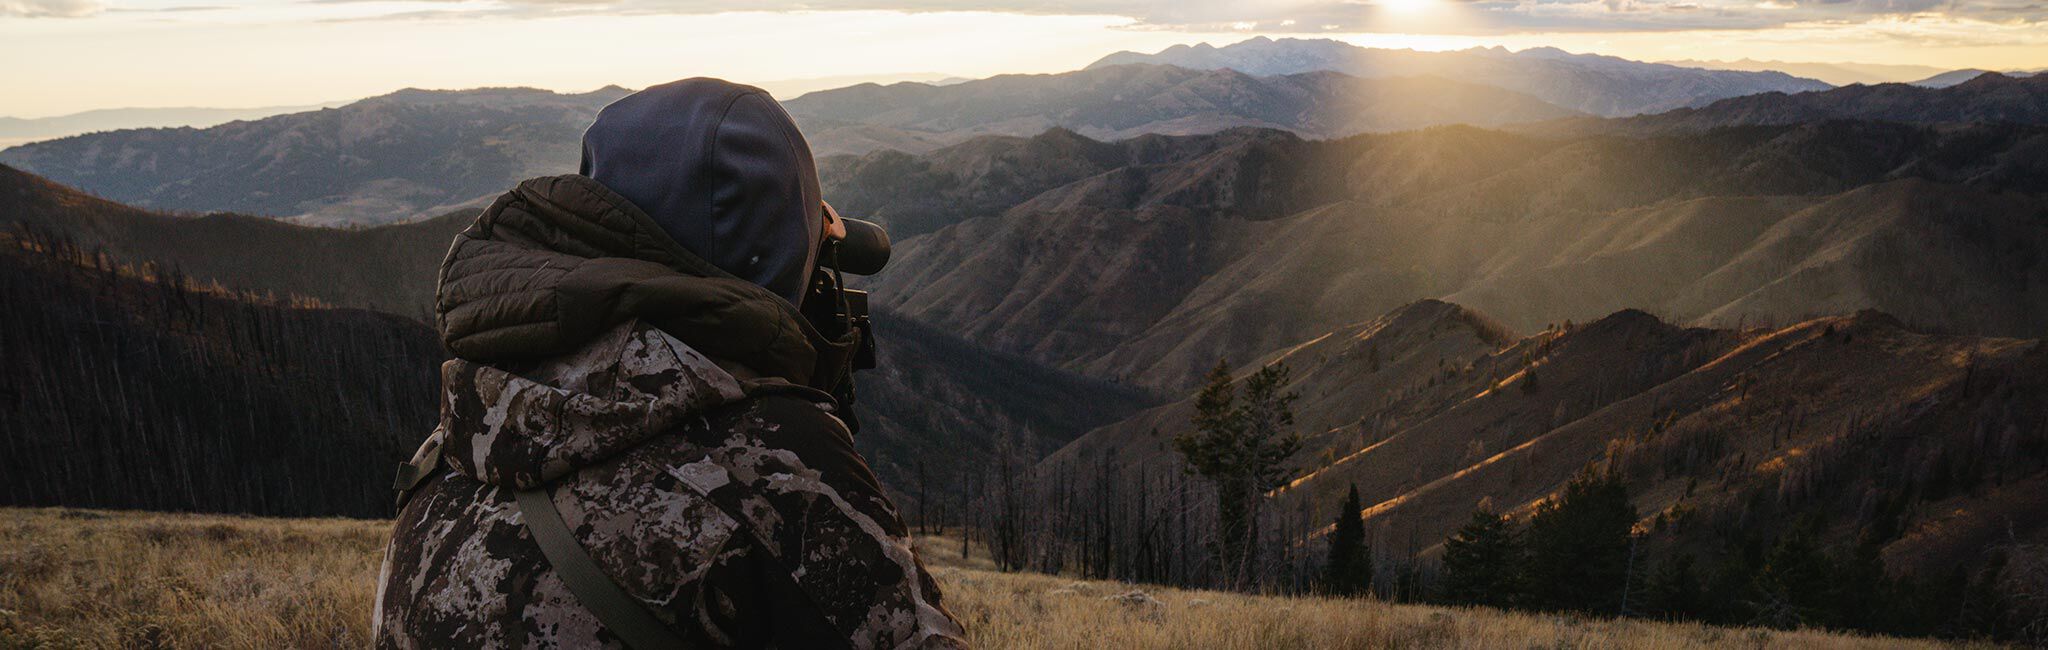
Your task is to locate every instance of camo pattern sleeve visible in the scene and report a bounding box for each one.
[655,394,968,649]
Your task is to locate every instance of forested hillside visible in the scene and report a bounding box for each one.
[0,227,441,517]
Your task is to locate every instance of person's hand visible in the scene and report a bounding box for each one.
[822,202,848,241]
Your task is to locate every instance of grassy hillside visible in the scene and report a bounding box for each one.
[0,507,1968,649]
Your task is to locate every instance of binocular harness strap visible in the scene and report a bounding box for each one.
[515,487,687,649]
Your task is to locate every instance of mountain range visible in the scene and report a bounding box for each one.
[1658,59,1945,87]
[1089,37,1830,117]
[0,101,349,149]
[0,38,1887,226]
[782,63,1579,156]
[1910,69,2042,88]
[1572,72,2048,134]
[0,87,628,225]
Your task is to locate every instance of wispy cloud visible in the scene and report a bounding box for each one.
[2,0,102,17]
[284,0,2048,32]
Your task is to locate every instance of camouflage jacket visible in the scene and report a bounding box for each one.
[373,175,966,649]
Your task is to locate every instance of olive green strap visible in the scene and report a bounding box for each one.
[515,488,685,649]
[391,433,443,509]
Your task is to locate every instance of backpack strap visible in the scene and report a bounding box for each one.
[515,487,688,650]
[392,431,445,510]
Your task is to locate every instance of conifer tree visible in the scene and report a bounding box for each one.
[1441,506,1523,608]
[1643,553,1703,619]
[1753,518,1837,628]
[1323,484,1372,596]
[1174,359,1302,588]
[1524,468,1637,613]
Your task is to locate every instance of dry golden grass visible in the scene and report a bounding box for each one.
[0,507,385,649]
[0,508,1985,649]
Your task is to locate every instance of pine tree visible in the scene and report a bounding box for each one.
[1323,484,1372,596]
[1174,359,1302,589]
[1642,553,1704,620]
[1752,518,1837,628]
[1523,467,1637,613]
[1441,506,1523,608]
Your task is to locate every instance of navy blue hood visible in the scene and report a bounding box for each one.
[579,78,823,306]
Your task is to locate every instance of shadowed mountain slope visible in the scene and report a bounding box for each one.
[0,164,467,320]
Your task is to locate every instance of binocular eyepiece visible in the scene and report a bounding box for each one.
[834,217,890,276]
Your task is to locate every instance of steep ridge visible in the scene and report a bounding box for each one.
[786,64,1578,156]
[1088,37,1830,117]
[1044,298,2048,582]
[1040,299,1522,474]
[1288,310,2046,577]
[0,87,627,225]
[1263,308,1744,541]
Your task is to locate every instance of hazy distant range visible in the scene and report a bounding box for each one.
[0,103,352,149]
[0,73,968,149]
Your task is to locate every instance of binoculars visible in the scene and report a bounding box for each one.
[803,216,890,432]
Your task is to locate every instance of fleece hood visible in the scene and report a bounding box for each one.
[580,78,823,307]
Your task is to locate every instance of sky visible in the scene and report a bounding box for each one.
[2,0,2046,117]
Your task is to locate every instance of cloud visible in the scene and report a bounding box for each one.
[292,0,2048,32]
[1,0,101,17]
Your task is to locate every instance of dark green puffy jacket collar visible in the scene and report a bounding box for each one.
[434,174,850,390]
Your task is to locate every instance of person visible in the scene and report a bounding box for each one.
[372,78,967,649]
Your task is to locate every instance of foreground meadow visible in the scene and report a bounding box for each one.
[0,508,1985,649]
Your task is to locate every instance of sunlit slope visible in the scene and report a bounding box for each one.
[871,121,2048,391]
[1045,297,2048,579]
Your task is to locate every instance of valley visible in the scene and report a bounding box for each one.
[2,34,2046,643]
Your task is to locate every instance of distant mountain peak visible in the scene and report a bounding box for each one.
[1078,37,1827,117]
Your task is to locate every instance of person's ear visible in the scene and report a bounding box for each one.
[822,201,848,241]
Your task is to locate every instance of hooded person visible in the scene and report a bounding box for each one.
[372,78,967,649]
